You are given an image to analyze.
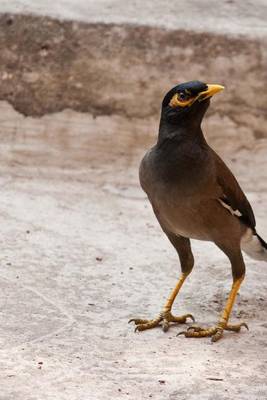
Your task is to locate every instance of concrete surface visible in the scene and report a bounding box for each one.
[0,14,266,143]
[0,101,266,400]
[1,0,267,38]
[0,2,267,399]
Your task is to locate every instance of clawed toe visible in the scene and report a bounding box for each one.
[128,318,149,325]
[177,325,223,340]
[170,313,195,323]
[129,311,194,332]
[225,322,249,332]
[177,321,248,342]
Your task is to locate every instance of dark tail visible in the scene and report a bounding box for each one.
[256,233,267,250]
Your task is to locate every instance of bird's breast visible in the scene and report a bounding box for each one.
[150,188,213,240]
[139,145,221,240]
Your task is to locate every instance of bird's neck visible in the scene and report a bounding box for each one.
[157,116,205,148]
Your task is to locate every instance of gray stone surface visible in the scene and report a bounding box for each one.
[0,102,266,399]
[0,14,266,145]
[1,0,267,38]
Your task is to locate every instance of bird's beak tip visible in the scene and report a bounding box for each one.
[208,84,225,92]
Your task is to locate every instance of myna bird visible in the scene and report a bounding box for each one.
[129,80,267,342]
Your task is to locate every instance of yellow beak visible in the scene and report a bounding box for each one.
[197,84,224,101]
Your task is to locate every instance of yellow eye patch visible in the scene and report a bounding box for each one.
[169,93,195,108]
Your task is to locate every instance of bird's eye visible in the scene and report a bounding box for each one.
[169,91,193,108]
[178,92,189,101]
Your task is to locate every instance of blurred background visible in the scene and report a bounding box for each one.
[0,0,266,189]
[0,2,266,400]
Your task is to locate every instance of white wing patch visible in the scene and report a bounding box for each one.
[218,198,242,217]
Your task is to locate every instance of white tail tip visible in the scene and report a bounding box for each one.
[241,229,267,262]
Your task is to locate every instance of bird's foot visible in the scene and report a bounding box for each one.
[129,310,194,332]
[177,321,248,342]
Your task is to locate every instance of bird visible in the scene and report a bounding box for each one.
[129,80,267,342]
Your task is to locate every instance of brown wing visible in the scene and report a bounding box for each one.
[211,149,256,230]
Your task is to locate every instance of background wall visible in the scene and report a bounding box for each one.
[0,8,266,187]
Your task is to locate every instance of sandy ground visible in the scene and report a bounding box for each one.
[0,102,266,399]
[1,0,267,38]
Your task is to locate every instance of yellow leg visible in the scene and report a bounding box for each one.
[218,276,244,327]
[179,276,248,342]
[164,272,187,309]
[129,273,194,332]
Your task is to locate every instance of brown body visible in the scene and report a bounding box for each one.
[140,142,247,251]
[129,81,267,341]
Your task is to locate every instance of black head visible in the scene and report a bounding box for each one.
[161,80,224,126]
